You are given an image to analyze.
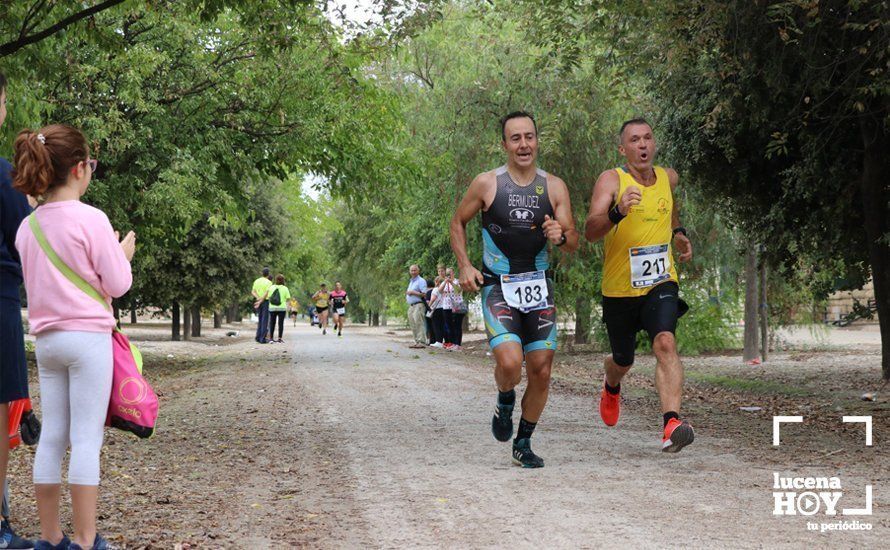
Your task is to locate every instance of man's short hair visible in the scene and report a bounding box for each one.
[262,267,270,276]
[501,111,537,141]
[619,118,652,141]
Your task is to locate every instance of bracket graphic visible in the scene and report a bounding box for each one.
[772,415,803,446]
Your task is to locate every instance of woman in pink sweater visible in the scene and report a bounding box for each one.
[13,124,135,550]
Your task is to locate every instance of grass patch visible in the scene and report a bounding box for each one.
[688,372,809,396]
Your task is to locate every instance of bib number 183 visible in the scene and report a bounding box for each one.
[501,271,549,312]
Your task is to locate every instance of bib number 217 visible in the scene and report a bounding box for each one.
[629,244,671,289]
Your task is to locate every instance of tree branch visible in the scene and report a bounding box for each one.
[0,0,125,57]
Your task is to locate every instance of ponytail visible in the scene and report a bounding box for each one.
[12,124,89,199]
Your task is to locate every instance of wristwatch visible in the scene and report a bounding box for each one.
[556,234,567,247]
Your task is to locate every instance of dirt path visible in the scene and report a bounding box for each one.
[7,323,886,548]
[227,325,886,547]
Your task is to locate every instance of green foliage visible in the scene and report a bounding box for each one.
[1,2,411,325]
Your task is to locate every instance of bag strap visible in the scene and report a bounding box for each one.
[28,213,111,312]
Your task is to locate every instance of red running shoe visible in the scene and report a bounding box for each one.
[662,418,695,453]
[599,380,620,427]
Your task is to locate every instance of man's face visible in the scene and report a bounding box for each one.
[619,123,656,169]
[0,89,7,128]
[502,117,538,169]
[409,266,419,278]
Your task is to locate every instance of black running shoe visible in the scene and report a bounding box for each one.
[512,438,544,468]
[491,402,514,442]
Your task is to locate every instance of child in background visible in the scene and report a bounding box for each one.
[14,124,136,550]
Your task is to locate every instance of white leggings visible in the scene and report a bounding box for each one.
[34,331,112,486]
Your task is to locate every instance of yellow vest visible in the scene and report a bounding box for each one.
[601,166,679,297]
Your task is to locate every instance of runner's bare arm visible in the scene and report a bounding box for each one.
[667,168,692,262]
[544,175,579,253]
[584,169,621,242]
[450,173,492,292]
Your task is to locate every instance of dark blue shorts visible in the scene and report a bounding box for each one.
[0,298,29,403]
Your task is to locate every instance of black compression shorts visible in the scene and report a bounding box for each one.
[601,282,687,367]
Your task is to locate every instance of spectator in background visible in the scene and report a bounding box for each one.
[251,267,273,343]
[441,267,466,351]
[405,264,427,348]
[423,279,435,345]
[0,70,35,549]
[428,275,447,348]
[267,274,291,343]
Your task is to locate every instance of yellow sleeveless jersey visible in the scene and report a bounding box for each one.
[601,166,679,297]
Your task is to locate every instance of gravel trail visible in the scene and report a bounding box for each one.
[252,326,885,548]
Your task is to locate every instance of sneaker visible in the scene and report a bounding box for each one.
[33,535,69,550]
[69,534,116,550]
[491,402,514,442]
[599,381,620,427]
[512,438,544,468]
[338,332,342,337]
[443,343,454,350]
[429,342,444,348]
[1,520,35,548]
[449,345,461,351]
[277,339,284,343]
[323,329,326,335]
[662,418,695,453]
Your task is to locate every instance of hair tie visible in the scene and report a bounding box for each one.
[36,133,46,145]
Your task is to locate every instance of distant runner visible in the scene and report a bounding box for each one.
[584,118,694,453]
[312,283,331,335]
[451,111,579,468]
[330,282,349,337]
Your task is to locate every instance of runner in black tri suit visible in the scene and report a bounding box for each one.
[330,282,349,337]
[450,111,579,468]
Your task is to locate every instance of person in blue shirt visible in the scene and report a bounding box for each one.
[0,71,36,549]
[405,264,428,348]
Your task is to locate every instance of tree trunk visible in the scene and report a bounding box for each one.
[860,113,890,380]
[372,312,380,326]
[742,243,759,362]
[183,305,191,341]
[172,302,181,341]
[759,259,768,362]
[225,304,235,324]
[573,296,592,344]
[213,311,222,329]
[112,303,121,330]
[235,306,242,322]
[130,307,137,325]
[191,306,201,337]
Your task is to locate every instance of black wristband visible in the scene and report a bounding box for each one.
[608,205,626,225]
[672,226,687,237]
[556,234,567,247]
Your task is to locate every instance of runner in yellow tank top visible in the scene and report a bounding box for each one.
[584,118,696,453]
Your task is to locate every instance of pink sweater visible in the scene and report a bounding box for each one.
[15,201,132,334]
